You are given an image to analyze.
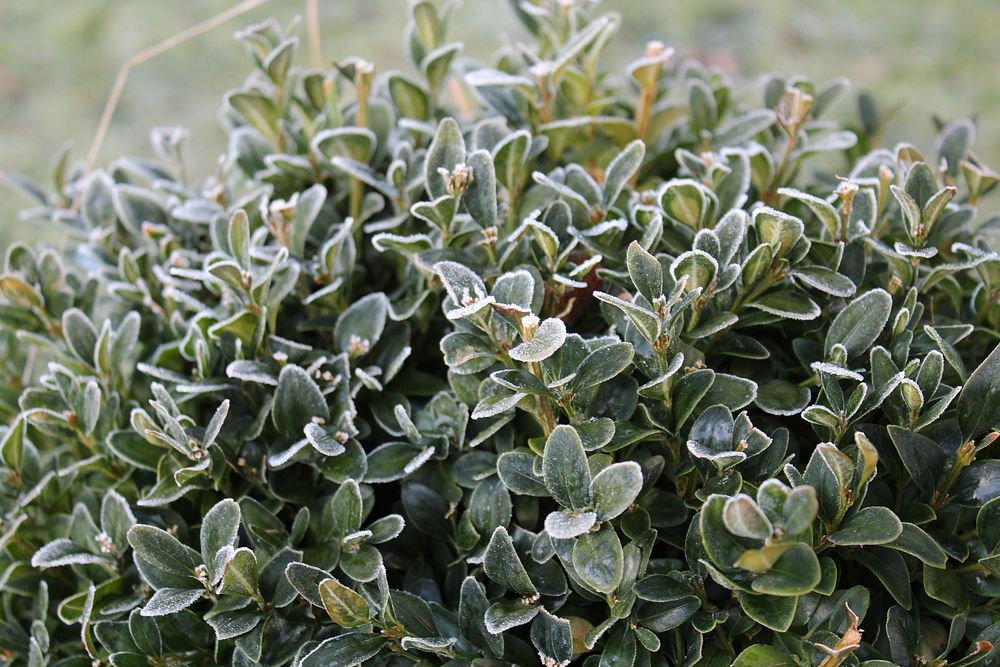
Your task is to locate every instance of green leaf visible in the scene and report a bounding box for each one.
[205,610,260,641]
[200,499,240,582]
[888,426,945,494]
[331,479,364,535]
[388,72,429,120]
[957,342,1000,440]
[314,127,376,163]
[100,490,136,555]
[701,374,758,415]
[425,117,466,199]
[483,527,536,597]
[291,183,326,256]
[62,308,97,363]
[140,588,204,618]
[885,522,947,568]
[492,368,556,397]
[509,317,566,363]
[284,562,329,607]
[979,497,1000,552]
[492,130,531,193]
[0,416,26,471]
[792,265,856,297]
[825,288,893,358]
[219,548,260,599]
[633,575,692,602]
[635,595,701,632]
[626,240,662,303]
[422,42,461,90]
[828,506,903,546]
[469,476,512,535]
[753,207,803,256]
[542,425,591,510]
[530,609,573,666]
[953,460,1000,505]
[299,633,387,667]
[471,393,526,420]
[484,599,540,634]
[604,140,645,207]
[594,291,660,345]
[590,462,643,520]
[112,184,168,232]
[129,608,162,656]
[571,342,635,392]
[573,524,624,594]
[492,269,535,311]
[748,288,820,321]
[804,443,855,523]
[544,509,597,539]
[497,451,548,496]
[435,261,492,319]
[687,405,741,470]
[335,292,388,356]
[778,187,840,239]
[755,379,811,416]
[601,625,637,666]
[854,547,912,609]
[228,91,278,139]
[272,364,329,434]
[459,576,503,657]
[723,495,773,540]
[741,243,774,286]
[319,578,370,628]
[330,157,395,197]
[660,179,709,229]
[670,249,718,291]
[905,161,938,208]
[782,485,819,535]
[263,37,296,86]
[672,368,716,428]
[465,149,498,228]
[733,645,798,666]
[923,563,964,608]
[127,525,199,579]
[736,591,796,632]
[31,539,110,568]
[750,543,821,596]
[340,545,382,583]
[440,332,496,374]
[304,422,346,457]
[367,514,404,544]
[689,79,718,134]
[698,494,760,570]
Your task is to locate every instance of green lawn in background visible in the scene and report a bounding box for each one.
[2,0,999,247]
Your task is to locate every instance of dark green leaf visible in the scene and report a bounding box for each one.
[542,425,591,510]
[572,525,624,594]
[483,527,536,597]
[825,288,893,357]
[957,342,1000,440]
[272,364,329,434]
[750,543,821,596]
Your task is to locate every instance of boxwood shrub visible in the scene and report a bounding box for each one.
[2,2,999,666]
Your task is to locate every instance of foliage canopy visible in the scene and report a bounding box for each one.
[1,1,1000,666]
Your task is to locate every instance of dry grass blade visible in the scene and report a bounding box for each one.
[84,0,273,172]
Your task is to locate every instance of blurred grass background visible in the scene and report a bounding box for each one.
[2,0,999,247]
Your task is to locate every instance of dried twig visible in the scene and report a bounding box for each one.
[306,0,322,67]
[84,0,273,172]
